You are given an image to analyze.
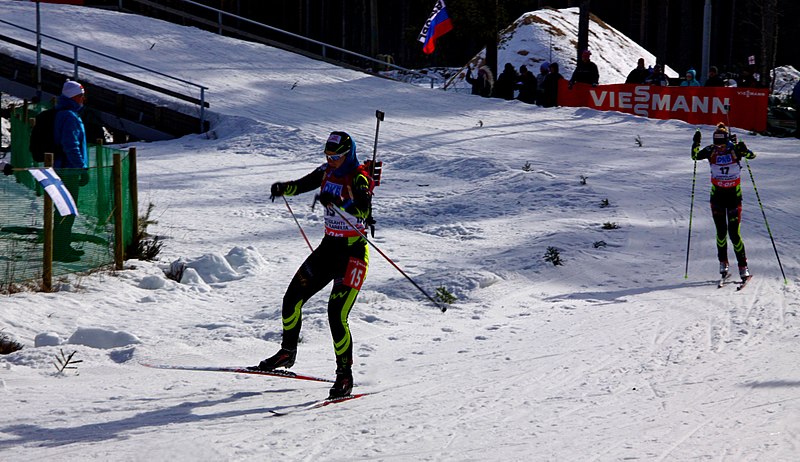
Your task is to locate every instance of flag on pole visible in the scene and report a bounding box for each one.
[418,0,453,55]
[29,168,79,216]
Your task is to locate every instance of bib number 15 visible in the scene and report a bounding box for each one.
[344,257,367,290]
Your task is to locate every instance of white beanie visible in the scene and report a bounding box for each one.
[62,80,84,98]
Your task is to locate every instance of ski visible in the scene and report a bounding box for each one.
[271,393,373,416]
[141,363,335,383]
[308,393,372,410]
[736,275,753,291]
[717,272,732,288]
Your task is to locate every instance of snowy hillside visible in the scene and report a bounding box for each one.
[1,2,799,461]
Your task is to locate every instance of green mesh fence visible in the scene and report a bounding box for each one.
[1,103,137,289]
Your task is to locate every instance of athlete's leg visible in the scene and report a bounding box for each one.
[327,245,369,371]
[280,247,334,350]
[726,203,747,268]
[711,202,729,265]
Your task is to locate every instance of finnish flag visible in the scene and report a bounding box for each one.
[30,168,79,216]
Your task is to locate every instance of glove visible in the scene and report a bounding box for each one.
[270,182,286,202]
[692,130,701,145]
[318,191,342,208]
[735,141,755,159]
[1,162,12,176]
[79,170,90,186]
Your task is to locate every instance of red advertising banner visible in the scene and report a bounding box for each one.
[557,81,768,132]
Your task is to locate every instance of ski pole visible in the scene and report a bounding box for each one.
[321,199,447,313]
[685,158,698,279]
[283,196,313,252]
[743,158,787,284]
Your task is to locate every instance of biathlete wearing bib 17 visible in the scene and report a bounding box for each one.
[691,123,756,276]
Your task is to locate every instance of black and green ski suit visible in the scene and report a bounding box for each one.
[278,161,372,371]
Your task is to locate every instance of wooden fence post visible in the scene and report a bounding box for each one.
[128,147,139,253]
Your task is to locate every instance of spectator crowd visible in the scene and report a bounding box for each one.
[463,53,771,108]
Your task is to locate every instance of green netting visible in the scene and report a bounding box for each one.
[1,103,136,289]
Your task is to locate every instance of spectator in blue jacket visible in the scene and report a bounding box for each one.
[680,69,701,87]
[53,80,89,262]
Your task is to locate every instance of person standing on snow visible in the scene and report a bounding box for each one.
[625,57,650,84]
[568,49,599,88]
[54,80,90,262]
[465,63,494,98]
[252,131,373,399]
[540,62,563,108]
[515,65,537,104]
[680,68,701,87]
[493,63,518,100]
[535,61,550,105]
[691,123,756,281]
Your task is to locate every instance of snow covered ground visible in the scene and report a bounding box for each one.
[1,3,799,461]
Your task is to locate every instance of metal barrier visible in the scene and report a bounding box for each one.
[0,18,209,132]
[118,0,437,88]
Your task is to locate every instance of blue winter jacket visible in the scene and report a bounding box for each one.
[680,69,701,87]
[53,95,88,169]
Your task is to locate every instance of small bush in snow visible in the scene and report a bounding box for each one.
[602,222,620,230]
[132,202,163,261]
[434,286,457,305]
[544,246,563,266]
[0,330,23,354]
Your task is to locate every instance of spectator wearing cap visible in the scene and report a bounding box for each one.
[568,49,599,88]
[625,58,650,84]
[680,68,701,87]
[53,80,89,262]
[705,66,725,87]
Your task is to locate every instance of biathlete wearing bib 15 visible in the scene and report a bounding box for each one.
[254,131,374,399]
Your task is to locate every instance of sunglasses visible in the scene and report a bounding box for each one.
[325,151,345,161]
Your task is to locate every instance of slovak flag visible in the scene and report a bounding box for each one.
[418,0,453,55]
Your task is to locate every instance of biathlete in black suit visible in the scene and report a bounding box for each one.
[252,131,373,399]
[691,123,756,280]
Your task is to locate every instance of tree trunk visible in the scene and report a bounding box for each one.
[640,0,648,50]
[678,0,693,74]
[759,0,778,87]
[657,0,669,66]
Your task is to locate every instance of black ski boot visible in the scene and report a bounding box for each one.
[249,348,296,371]
[328,367,353,399]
